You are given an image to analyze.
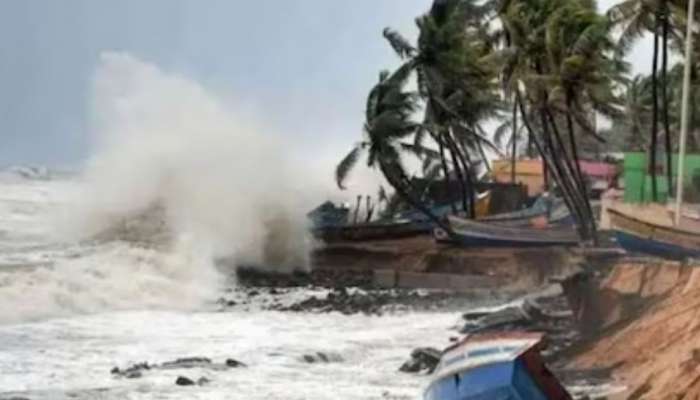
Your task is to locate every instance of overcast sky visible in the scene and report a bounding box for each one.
[0,0,652,167]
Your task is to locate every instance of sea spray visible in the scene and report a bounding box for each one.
[0,52,327,323]
[75,51,316,271]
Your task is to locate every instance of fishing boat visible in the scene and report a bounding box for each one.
[311,219,431,242]
[608,206,700,259]
[479,196,573,228]
[435,215,579,247]
[398,191,492,222]
[314,192,493,243]
[424,332,571,400]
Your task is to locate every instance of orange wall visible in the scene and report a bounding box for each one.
[492,159,545,196]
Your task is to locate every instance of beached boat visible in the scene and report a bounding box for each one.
[435,215,579,247]
[479,196,573,228]
[608,207,700,259]
[311,219,431,242]
[314,192,494,243]
[398,191,492,222]
[424,332,571,400]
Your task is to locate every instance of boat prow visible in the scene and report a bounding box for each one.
[608,207,700,259]
[425,332,571,400]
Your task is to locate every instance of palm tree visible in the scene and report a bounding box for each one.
[610,75,654,151]
[494,0,623,242]
[383,0,503,217]
[543,0,625,238]
[335,68,449,230]
[608,0,685,199]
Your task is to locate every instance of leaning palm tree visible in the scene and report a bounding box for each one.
[544,1,625,239]
[495,0,621,242]
[383,0,503,217]
[335,68,449,230]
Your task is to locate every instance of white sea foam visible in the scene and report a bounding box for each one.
[0,52,334,323]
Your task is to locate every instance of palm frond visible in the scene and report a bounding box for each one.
[383,28,416,59]
[335,144,363,189]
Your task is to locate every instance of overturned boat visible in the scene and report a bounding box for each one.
[435,215,579,247]
[425,332,571,400]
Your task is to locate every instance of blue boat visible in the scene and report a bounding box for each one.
[608,208,700,259]
[425,332,571,400]
[435,216,579,247]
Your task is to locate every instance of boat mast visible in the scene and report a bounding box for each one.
[675,0,697,226]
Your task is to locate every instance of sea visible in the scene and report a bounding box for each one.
[0,168,461,400]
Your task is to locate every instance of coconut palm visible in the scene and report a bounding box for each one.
[383,0,503,217]
[543,0,625,238]
[335,68,449,230]
[608,0,686,198]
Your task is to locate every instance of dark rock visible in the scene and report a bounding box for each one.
[197,377,211,385]
[162,357,211,369]
[399,347,441,374]
[125,370,143,379]
[248,290,260,297]
[225,358,247,368]
[302,354,316,363]
[175,376,196,386]
[301,352,343,363]
[111,362,150,378]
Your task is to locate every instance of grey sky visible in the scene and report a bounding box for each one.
[0,1,653,167]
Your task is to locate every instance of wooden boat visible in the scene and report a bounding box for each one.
[312,219,432,242]
[424,332,571,400]
[479,197,574,228]
[398,191,492,222]
[608,206,700,259]
[435,215,579,247]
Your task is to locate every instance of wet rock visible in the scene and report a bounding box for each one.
[175,376,195,386]
[399,347,441,374]
[225,358,247,368]
[301,352,343,363]
[161,357,211,369]
[111,362,150,378]
[197,377,211,385]
[125,370,143,379]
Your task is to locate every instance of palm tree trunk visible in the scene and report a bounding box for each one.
[661,6,673,196]
[436,131,456,213]
[544,108,593,240]
[378,163,451,232]
[511,98,518,183]
[650,16,660,202]
[451,134,477,218]
[447,140,469,214]
[564,97,599,244]
[516,94,585,241]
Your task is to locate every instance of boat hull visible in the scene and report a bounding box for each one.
[425,360,549,400]
[425,332,571,400]
[312,221,431,242]
[436,216,579,248]
[609,208,700,259]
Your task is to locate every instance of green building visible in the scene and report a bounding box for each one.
[624,152,700,203]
